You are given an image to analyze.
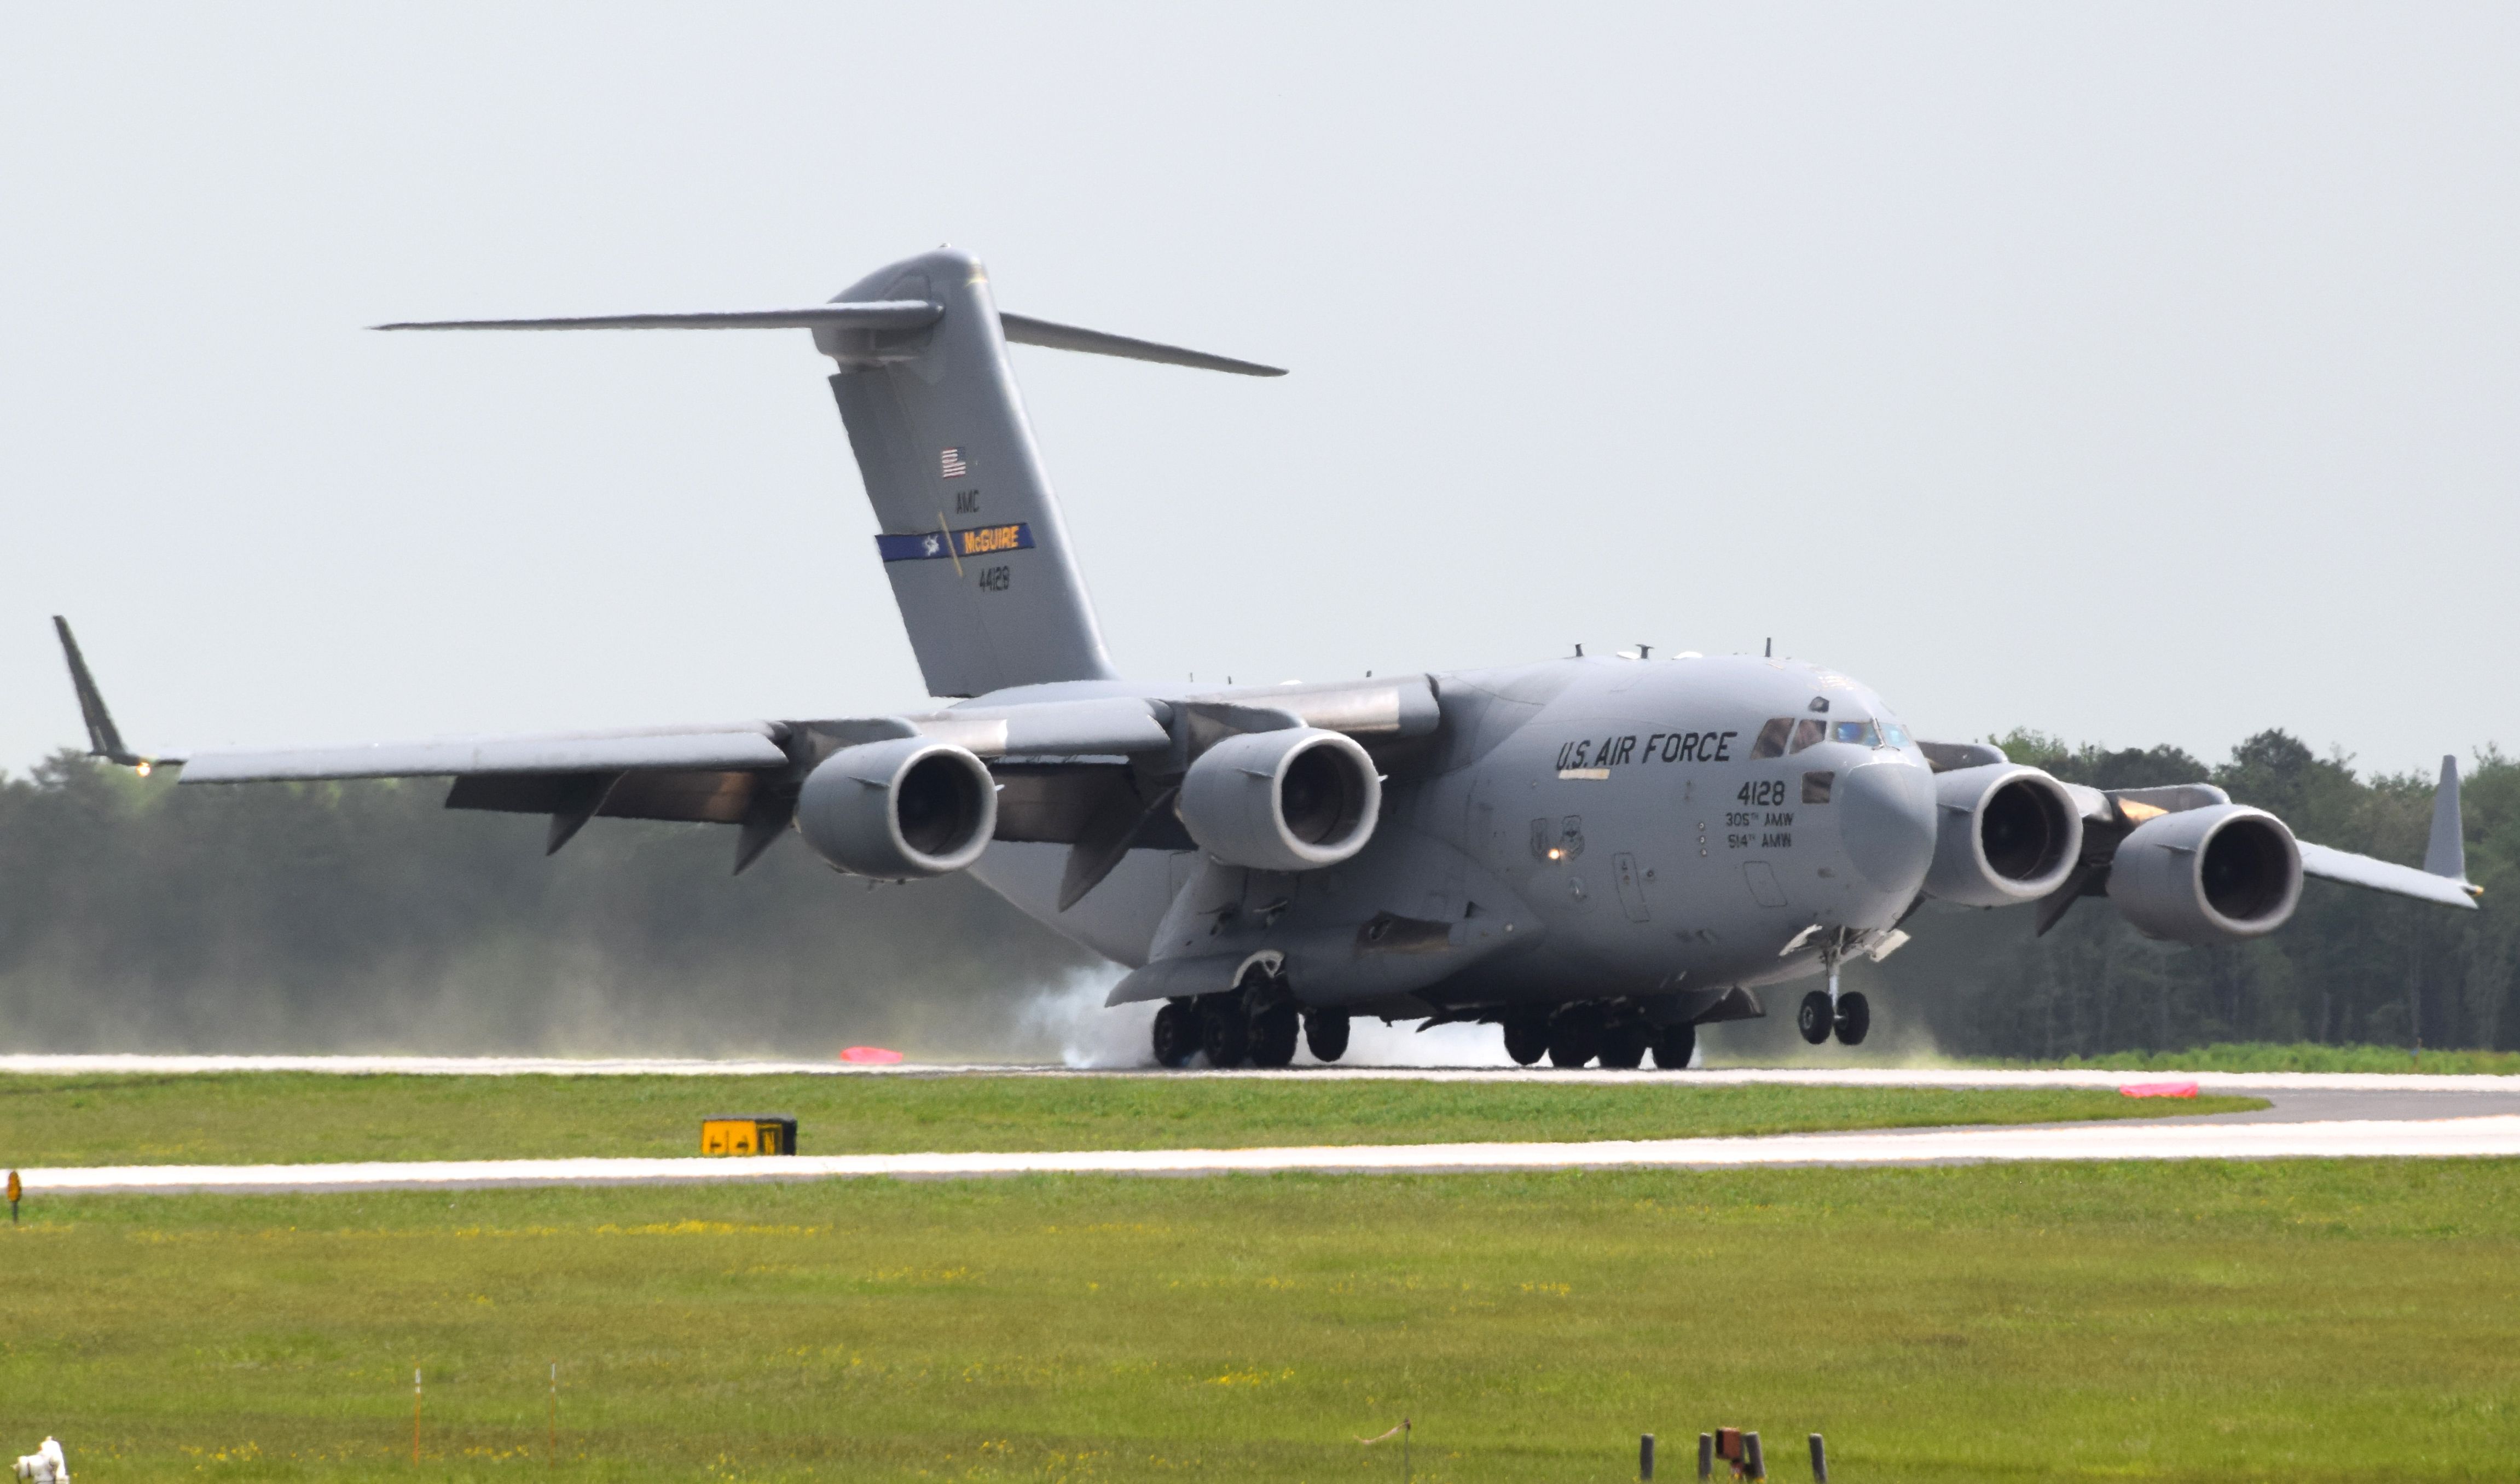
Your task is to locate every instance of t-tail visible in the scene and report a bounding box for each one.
[380,248,1282,697]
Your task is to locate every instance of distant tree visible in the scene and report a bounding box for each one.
[0,753,1099,1056]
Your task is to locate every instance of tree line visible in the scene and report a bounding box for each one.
[1,731,2510,1058]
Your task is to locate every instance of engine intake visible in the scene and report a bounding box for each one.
[2107,803,2302,943]
[1178,727,1380,872]
[795,737,997,878]
[1924,763,2084,907]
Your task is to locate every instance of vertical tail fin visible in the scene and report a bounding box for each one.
[380,247,1282,699]
[819,250,1114,697]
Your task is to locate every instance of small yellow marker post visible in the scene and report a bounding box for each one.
[7,1169,19,1224]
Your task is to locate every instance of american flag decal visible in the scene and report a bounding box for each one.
[940,447,969,478]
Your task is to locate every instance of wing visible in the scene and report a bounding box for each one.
[55,618,1442,889]
[171,700,1178,868]
[2296,840,2480,909]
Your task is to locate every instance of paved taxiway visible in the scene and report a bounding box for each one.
[8,1055,2518,1194]
[20,1114,2520,1195]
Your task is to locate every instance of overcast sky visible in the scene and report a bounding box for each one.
[4,5,2515,782]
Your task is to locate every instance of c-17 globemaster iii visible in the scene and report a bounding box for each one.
[53,247,2483,1069]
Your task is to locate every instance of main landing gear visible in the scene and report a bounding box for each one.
[1503,1005,1697,1069]
[1152,970,1350,1069]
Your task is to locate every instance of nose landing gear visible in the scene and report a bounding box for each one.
[1797,949,1872,1047]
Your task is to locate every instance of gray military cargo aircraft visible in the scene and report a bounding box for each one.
[53,247,2483,1069]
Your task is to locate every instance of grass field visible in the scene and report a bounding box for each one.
[3,1161,2515,1482]
[0,1074,2262,1168]
[1985,1042,2520,1075]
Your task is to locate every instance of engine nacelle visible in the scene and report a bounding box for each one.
[1924,763,2084,906]
[795,737,997,878]
[2107,803,2302,943]
[1178,727,1380,872]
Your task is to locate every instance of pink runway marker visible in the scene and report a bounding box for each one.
[839,1046,905,1065]
[2119,1081,2200,1098]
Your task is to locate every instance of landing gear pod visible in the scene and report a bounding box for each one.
[1178,727,1381,872]
[1924,764,2084,906]
[2108,804,2302,943]
[796,738,997,878]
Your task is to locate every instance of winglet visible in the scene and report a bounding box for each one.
[51,617,149,771]
[2425,755,2476,894]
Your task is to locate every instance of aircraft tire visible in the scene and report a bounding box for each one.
[1502,1014,1549,1066]
[1597,1021,1649,1069]
[1649,1021,1697,1070]
[1834,991,1872,1047]
[1303,1009,1352,1063]
[1249,1003,1300,1068]
[1546,1010,1602,1068]
[1797,990,1834,1045]
[1201,995,1251,1067]
[1151,1000,1200,1068]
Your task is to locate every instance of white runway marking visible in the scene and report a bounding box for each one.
[21,1116,2520,1196]
[4,1052,2516,1095]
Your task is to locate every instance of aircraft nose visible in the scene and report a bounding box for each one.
[1839,760,1938,896]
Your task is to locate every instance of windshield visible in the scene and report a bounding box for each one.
[1752,715,1886,755]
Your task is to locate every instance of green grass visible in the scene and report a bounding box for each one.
[0,1074,2262,1168]
[3,1162,2516,1481]
[1988,1042,2520,1075]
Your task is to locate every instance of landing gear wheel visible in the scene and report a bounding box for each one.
[1798,989,1834,1045]
[1649,1021,1698,1070]
[1834,990,1871,1047]
[1546,1011,1603,1069]
[1303,1010,1351,1063]
[1502,1015,1550,1066]
[1200,996,1250,1067]
[1249,1003,1300,1068]
[1152,1000,1200,1068]
[1597,1021,1649,1069]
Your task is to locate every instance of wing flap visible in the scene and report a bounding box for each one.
[445,769,762,825]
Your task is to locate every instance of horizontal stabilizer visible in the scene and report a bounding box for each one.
[182,727,789,783]
[999,312,1285,377]
[375,299,1282,375]
[375,301,943,333]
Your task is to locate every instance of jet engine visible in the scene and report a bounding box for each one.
[1924,763,2083,906]
[2107,803,2302,943]
[1178,727,1381,872]
[795,737,997,878]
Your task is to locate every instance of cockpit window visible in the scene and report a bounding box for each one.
[1881,721,1913,748]
[1757,716,1889,755]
